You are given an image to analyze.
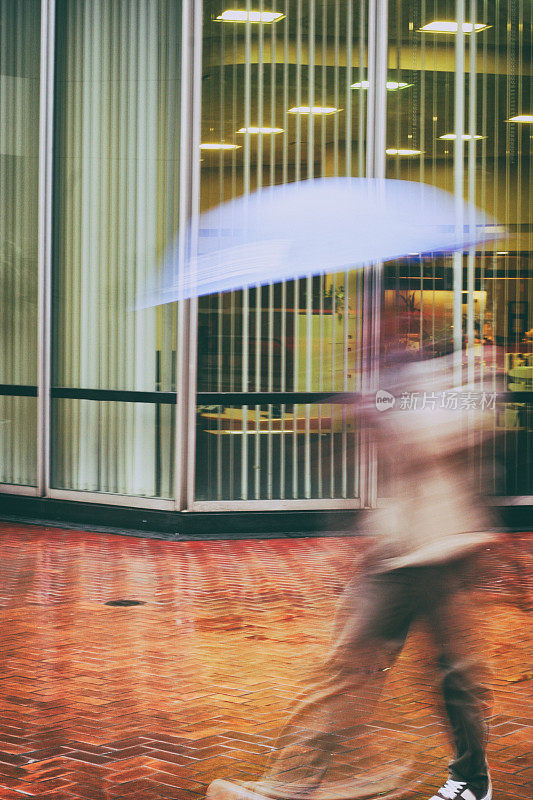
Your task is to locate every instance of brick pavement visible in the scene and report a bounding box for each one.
[0,523,530,800]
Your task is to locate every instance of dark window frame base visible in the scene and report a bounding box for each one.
[0,494,529,540]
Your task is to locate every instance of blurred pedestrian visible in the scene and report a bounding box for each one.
[207,348,496,800]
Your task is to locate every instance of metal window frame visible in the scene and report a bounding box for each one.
[36,0,56,498]
[362,0,388,510]
[174,0,203,512]
[0,0,56,499]
[1,0,531,514]
[187,0,388,512]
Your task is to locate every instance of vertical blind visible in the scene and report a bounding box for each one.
[195,1,369,503]
[0,0,40,486]
[383,0,532,496]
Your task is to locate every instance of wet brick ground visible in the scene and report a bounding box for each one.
[0,523,531,800]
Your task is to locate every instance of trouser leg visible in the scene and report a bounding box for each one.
[423,563,492,794]
[257,571,414,798]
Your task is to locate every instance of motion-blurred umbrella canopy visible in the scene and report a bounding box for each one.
[139,178,501,307]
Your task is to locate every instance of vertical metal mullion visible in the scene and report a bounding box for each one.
[342,0,354,499]
[38,0,56,497]
[280,281,286,499]
[295,0,302,182]
[318,5,325,496]
[330,273,336,498]
[280,6,288,500]
[175,0,202,510]
[364,0,388,510]
[282,0,288,185]
[330,2,339,497]
[267,16,276,501]
[241,0,252,500]
[308,0,315,178]
[290,1,303,499]
[254,6,265,499]
[491,0,499,424]
[304,1,315,499]
[366,0,387,179]
[466,0,477,388]
[358,1,366,177]
[345,0,353,177]
[229,23,238,499]
[479,0,488,393]
[419,0,426,186]
[267,280,274,500]
[333,1,339,176]
[215,19,225,501]
[321,0,327,176]
[504,0,511,491]
[318,274,324,497]
[453,0,466,384]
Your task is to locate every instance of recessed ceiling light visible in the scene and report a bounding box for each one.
[507,114,533,123]
[216,10,284,23]
[386,81,413,91]
[351,80,412,91]
[438,133,484,140]
[385,148,423,156]
[237,126,284,134]
[419,21,490,33]
[200,143,240,150]
[288,106,340,115]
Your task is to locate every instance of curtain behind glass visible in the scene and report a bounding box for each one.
[52,0,180,497]
[0,0,40,486]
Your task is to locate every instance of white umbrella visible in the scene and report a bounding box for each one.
[139,178,502,307]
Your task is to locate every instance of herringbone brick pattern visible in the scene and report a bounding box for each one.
[0,523,530,800]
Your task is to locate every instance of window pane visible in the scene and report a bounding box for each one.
[51,0,181,498]
[52,399,174,498]
[196,403,360,502]
[382,0,533,497]
[0,0,40,486]
[196,1,368,501]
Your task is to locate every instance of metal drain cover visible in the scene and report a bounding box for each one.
[105,599,146,607]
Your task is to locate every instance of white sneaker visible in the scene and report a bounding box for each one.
[430,777,492,800]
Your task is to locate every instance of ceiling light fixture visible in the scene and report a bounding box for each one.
[200,143,240,150]
[351,80,412,91]
[237,126,284,134]
[288,106,340,115]
[507,115,533,123]
[216,10,284,23]
[438,133,484,140]
[419,21,490,33]
[385,148,423,156]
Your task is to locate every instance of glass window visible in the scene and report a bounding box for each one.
[381,0,532,496]
[51,0,181,497]
[0,0,40,486]
[196,0,368,502]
